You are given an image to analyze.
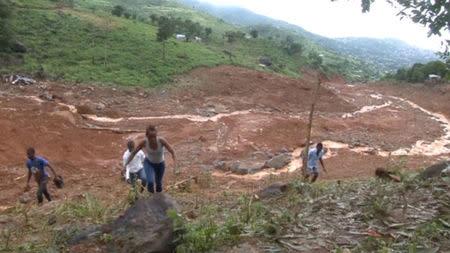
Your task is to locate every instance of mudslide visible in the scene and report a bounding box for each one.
[0,65,449,207]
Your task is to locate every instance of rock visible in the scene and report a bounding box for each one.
[230,160,265,175]
[363,148,377,155]
[231,167,248,175]
[75,105,94,115]
[258,57,272,67]
[94,103,105,111]
[349,141,361,149]
[19,192,32,204]
[263,153,291,170]
[10,42,27,53]
[214,104,229,113]
[254,182,288,200]
[251,151,270,160]
[69,194,180,253]
[441,167,450,177]
[419,161,450,179]
[213,159,227,171]
[39,92,54,101]
[277,147,289,154]
[47,215,57,225]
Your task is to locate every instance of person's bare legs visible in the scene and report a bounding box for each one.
[311,172,319,183]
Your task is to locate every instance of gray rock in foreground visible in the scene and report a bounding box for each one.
[419,161,450,179]
[254,182,289,200]
[68,194,180,253]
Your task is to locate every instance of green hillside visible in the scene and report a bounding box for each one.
[178,0,439,73]
[0,0,382,86]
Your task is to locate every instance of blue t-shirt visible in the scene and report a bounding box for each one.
[307,148,324,169]
[27,157,50,177]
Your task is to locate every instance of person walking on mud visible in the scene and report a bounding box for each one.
[24,147,59,204]
[123,140,147,190]
[305,143,327,183]
[126,125,177,193]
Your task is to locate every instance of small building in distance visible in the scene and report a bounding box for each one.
[426,74,441,85]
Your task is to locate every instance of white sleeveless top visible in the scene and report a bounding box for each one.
[145,137,165,163]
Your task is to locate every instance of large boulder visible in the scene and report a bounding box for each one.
[419,161,450,179]
[263,153,291,170]
[68,194,180,253]
[258,57,272,67]
[230,160,265,175]
[254,182,289,200]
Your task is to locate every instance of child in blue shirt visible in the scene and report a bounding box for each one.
[25,147,59,204]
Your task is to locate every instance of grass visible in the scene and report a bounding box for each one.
[54,193,114,224]
[3,3,226,86]
[167,174,450,252]
[1,173,448,252]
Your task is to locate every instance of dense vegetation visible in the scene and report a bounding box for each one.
[386,60,450,83]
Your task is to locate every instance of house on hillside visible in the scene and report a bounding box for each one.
[426,74,441,85]
[175,34,186,41]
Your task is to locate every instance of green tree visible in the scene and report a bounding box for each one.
[204,27,212,38]
[423,60,447,77]
[183,19,202,42]
[407,63,426,82]
[150,14,159,24]
[395,68,408,81]
[308,51,323,70]
[157,17,175,61]
[250,29,258,38]
[224,31,245,43]
[283,36,302,56]
[0,0,12,51]
[111,5,125,17]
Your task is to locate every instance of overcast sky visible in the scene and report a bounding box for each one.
[199,0,449,51]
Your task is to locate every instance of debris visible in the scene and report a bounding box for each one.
[5,75,37,85]
[375,168,401,182]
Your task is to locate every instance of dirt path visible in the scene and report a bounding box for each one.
[0,65,449,209]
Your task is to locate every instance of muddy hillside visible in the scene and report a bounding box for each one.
[0,65,449,208]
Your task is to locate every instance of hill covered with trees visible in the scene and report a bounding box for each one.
[178,0,439,74]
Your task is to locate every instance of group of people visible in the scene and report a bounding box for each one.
[24,124,177,205]
[122,124,177,193]
[24,124,328,205]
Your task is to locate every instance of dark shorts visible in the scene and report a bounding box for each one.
[307,167,319,174]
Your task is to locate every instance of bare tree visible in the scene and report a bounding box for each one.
[301,74,324,176]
